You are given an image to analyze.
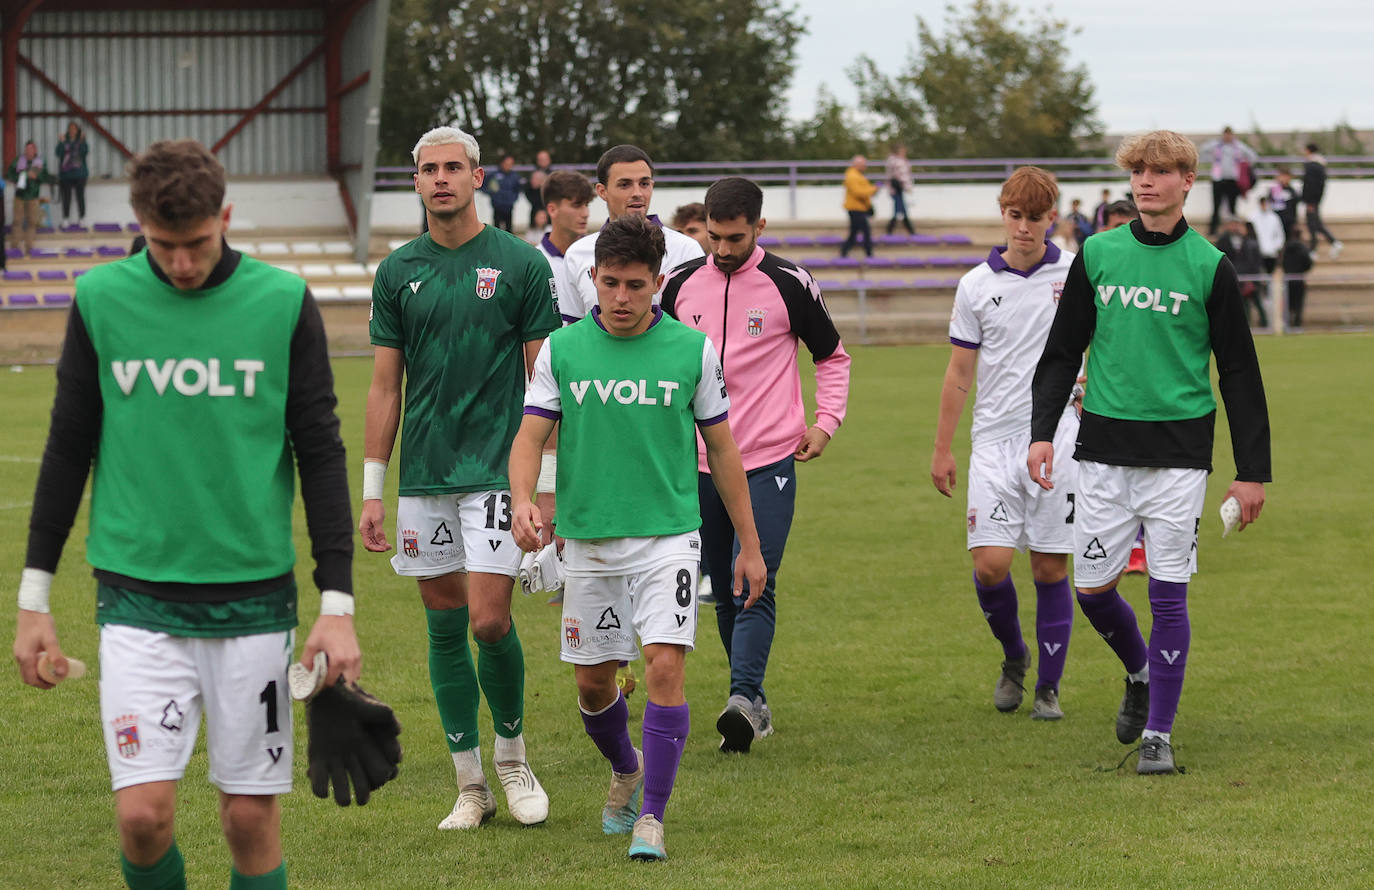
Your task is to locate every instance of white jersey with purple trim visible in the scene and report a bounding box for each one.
[949,242,1076,446]
[536,232,567,301]
[557,216,705,322]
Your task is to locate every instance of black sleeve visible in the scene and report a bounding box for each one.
[776,267,842,362]
[25,302,101,572]
[287,288,355,596]
[659,264,695,320]
[1205,259,1271,482]
[1031,251,1095,442]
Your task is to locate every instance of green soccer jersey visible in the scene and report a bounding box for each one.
[1079,224,1223,422]
[524,310,731,540]
[371,227,559,495]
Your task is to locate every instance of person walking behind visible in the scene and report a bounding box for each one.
[1198,127,1258,235]
[840,155,877,259]
[885,144,915,235]
[56,121,89,227]
[1301,143,1342,258]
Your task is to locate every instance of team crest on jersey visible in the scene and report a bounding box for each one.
[401,528,420,558]
[564,618,581,649]
[1052,281,1066,303]
[967,509,977,532]
[113,714,141,758]
[746,308,767,337]
[475,267,502,300]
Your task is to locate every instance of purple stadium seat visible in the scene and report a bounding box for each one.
[864,256,895,268]
[36,226,55,234]
[928,256,959,267]
[957,255,984,266]
[941,233,973,245]
[64,247,93,258]
[913,278,945,288]
[815,279,845,290]
[874,234,908,246]
[72,268,89,278]
[832,257,860,270]
[38,269,67,281]
[895,256,926,268]
[97,246,129,257]
[93,223,123,233]
[875,279,908,289]
[847,278,876,290]
[7,293,38,306]
[911,234,941,245]
[5,247,20,259]
[804,257,834,269]
[813,235,844,247]
[783,235,814,248]
[127,223,142,233]
[757,235,781,248]
[940,277,961,287]
[4,269,33,281]
[29,247,59,259]
[42,292,72,306]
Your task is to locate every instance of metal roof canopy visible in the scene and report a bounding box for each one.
[0,0,388,256]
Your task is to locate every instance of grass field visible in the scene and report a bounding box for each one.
[2,334,1373,889]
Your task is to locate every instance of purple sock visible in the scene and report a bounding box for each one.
[1034,578,1073,691]
[1076,588,1148,673]
[641,701,690,822]
[580,693,638,775]
[1145,579,1190,733]
[974,573,1026,660]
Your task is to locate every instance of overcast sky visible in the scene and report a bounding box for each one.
[787,0,1373,137]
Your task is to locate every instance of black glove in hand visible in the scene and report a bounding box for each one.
[305,678,403,806]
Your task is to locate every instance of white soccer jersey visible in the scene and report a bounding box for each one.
[557,216,705,322]
[536,232,567,294]
[948,241,1076,446]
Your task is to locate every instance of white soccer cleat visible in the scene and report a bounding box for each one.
[628,814,667,861]
[438,783,496,830]
[496,759,549,825]
[603,748,644,834]
[1219,496,1241,537]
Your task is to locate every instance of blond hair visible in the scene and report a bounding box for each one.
[1115,131,1198,174]
[998,166,1058,216]
[411,126,480,167]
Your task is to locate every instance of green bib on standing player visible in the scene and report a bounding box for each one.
[1079,225,1224,422]
[550,314,710,540]
[78,253,303,584]
[370,228,558,495]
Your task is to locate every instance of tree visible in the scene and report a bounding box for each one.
[378,0,803,166]
[849,0,1102,158]
[786,86,871,160]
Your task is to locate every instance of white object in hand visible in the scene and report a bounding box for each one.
[288,650,328,701]
[1219,496,1241,538]
[37,652,86,684]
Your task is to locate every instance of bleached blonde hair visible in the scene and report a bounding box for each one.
[1115,130,1198,175]
[412,126,480,167]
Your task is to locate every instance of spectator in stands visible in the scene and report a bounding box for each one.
[671,202,710,254]
[885,143,915,235]
[1281,224,1314,329]
[524,149,553,230]
[1199,127,1258,235]
[1215,215,1267,327]
[1091,188,1111,231]
[1301,142,1342,258]
[483,154,523,232]
[6,140,53,256]
[1250,195,1284,277]
[1051,217,1077,252]
[1101,199,1138,231]
[840,155,877,259]
[56,121,89,228]
[1268,168,1300,236]
[1066,198,1093,247]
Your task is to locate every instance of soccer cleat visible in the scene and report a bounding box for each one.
[752,696,775,739]
[994,654,1031,712]
[603,748,644,834]
[628,814,667,861]
[616,661,637,699]
[438,783,496,830]
[1126,544,1147,575]
[1330,240,1344,259]
[1116,678,1150,744]
[1137,736,1177,774]
[716,694,759,753]
[1030,687,1063,721]
[495,759,549,825]
[698,573,714,608]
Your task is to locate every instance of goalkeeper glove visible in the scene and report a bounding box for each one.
[305,678,403,806]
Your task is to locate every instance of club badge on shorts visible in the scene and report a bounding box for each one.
[113,714,141,758]
[475,267,502,300]
[402,529,420,558]
[564,617,581,649]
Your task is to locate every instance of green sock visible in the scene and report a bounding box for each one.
[229,862,286,890]
[476,619,525,738]
[427,606,481,752]
[121,840,186,890]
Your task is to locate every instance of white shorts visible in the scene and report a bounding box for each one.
[1073,461,1208,587]
[967,417,1078,553]
[560,533,700,665]
[99,624,294,794]
[391,491,522,578]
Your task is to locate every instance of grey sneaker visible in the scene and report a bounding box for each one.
[752,696,774,739]
[1030,687,1063,721]
[1330,240,1344,259]
[994,654,1031,712]
[716,694,759,752]
[1116,678,1150,744]
[1137,736,1177,774]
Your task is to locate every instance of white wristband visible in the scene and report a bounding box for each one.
[362,459,387,501]
[320,589,355,617]
[536,452,557,495]
[18,568,54,614]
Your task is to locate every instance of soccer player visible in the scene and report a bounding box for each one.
[661,177,851,751]
[1029,130,1270,775]
[557,144,704,323]
[13,139,363,890]
[359,126,559,827]
[537,169,595,285]
[509,215,767,860]
[671,202,711,254]
[930,166,1078,720]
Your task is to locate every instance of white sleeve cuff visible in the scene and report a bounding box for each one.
[362,459,387,501]
[18,568,54,613]
[319,590,355,617]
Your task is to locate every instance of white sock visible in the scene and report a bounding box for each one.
[494,733,526,763]
[451,747,484,787]
[1128,664,1149,683]
[1142,729,1170,744]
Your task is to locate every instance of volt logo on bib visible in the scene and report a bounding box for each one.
[1096,285,1190,316]
[569,378,681,407]
[111,358,266,397]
